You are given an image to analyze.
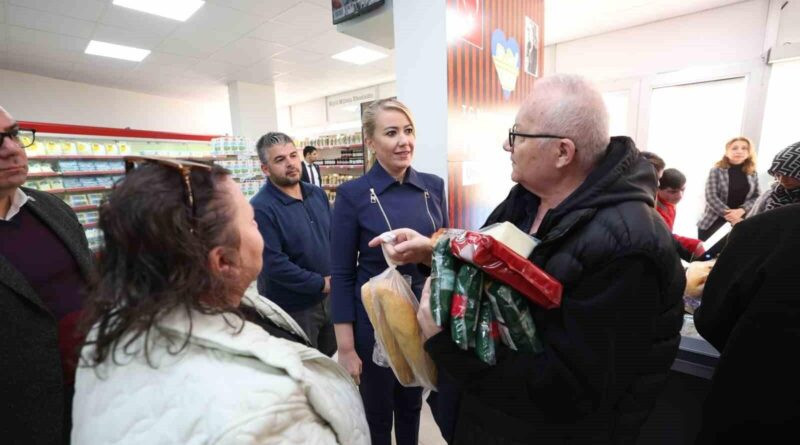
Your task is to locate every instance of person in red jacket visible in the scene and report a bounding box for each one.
[656,168,705,260]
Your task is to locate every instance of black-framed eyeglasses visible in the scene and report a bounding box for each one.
[0,128,36,149]
[508,125,567,149]
[124,156,213,229]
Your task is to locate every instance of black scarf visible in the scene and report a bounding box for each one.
[765,141,800,211]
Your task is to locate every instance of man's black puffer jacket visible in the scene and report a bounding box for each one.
[425,136,685,444]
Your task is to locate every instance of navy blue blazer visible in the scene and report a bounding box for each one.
[330,162,448,342]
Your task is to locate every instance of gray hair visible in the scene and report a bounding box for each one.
[255,132,293,164]
[524,74,610,170]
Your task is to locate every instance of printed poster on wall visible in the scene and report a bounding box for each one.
[446,0,544,230]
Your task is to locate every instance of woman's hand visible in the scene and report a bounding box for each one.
[417,278,443,340]
[724,208,745,222]
[368,228,434,266]
[337,348,363,385]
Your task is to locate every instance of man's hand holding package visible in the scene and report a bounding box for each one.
[417,278,444,340]
[368,228,433,266]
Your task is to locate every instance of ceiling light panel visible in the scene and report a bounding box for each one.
[112,0,205,22]
[85,40,151,62]
[331,46,388,65]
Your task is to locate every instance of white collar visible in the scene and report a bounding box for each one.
[1,188,34,221]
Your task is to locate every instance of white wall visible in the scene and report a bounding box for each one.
[547,0,773,148]
[227,81,277,142]
[551,0,769,82]
[0,69,232,136]
[393,0,448,182]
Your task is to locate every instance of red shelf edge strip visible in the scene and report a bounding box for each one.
[18,121,221,142]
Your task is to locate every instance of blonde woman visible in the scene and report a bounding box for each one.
[697,137,760,241]
[330,99,449,445]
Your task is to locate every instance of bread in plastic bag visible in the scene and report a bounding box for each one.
[361,235,438,389]
[361,281,414,383]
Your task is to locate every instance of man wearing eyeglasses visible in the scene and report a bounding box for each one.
[374,74,685,443]
[0,106,93,444]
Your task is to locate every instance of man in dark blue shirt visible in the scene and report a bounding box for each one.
[251,132,335,356]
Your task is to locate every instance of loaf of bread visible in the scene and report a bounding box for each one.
[685,260,716,298]
[372,282,437,388]
[361,282,416,385]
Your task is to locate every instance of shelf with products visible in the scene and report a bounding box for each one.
[19,121,224,251]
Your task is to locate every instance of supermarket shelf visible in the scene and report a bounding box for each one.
[320,164,364,169]
[317,144,363,150]
[29,155,125,160]
[48,186,111,194]
[28,170,125,177]
[72,205,99,212]
[323,185,338,190]
[82,222,99,228]
[29,154,237,161]
[62,170,125,176]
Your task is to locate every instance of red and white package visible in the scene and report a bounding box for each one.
[450,231,562,309]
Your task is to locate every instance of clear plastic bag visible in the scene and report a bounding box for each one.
[360,234,438,389]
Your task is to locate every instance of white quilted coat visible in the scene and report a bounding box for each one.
[71,294,370,445]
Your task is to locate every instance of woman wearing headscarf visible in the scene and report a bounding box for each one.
[749,141,800,216]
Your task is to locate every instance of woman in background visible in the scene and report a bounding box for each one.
[697,136,760,241]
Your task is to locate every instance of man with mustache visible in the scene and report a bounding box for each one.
[251,132,335,356]
[0,105,93,444]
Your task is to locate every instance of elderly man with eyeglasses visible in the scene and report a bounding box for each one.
[372,74,685,444]
[0,105,93,445]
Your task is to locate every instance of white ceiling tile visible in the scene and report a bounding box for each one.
[171,23,241,42]
[208,37,286,66]
[92,24,164,50]
[185,59,243,80]
[0,54,75,80]
[184,2,267,33]
[230,64,272,84]
[8,0,107,22]
[304,0,331,7]
[77,53,141,72]
[140,51,201,69]
[293,29,361,56]
[232,57,284,81]
[208,0,298,18]
[157,25,243,58]
[272,47,323,64]
[271,2,330,28]
[99,5,180,38]
[130,61,190,79]
[7,42,83,62]
[249,19,318,46]
[6,26,88,53]
[6,5,94,39]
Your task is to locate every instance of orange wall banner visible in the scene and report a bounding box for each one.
[447,0,544,229]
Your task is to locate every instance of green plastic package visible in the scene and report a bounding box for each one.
[451,264,483,350]
[484,280,543,353]
[476,297,499,364]
[430,235,458,326]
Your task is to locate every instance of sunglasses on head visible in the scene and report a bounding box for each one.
[124,156,213,230]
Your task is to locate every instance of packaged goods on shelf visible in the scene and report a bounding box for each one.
[66,195,90,207]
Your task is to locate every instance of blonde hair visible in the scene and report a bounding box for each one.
[716,136,757,175]
[361,98,416,143]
